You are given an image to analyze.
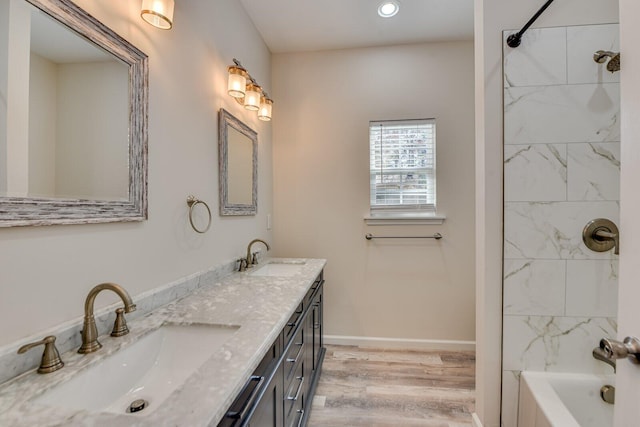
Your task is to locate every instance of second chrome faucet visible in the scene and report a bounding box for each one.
[78,283,136,354]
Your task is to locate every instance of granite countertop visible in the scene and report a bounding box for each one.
[0,258,326,427]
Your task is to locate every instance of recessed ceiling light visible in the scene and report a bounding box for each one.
[378,1,400,18]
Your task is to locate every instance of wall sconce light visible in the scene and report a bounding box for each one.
[227,58,273,122]
[141,0,174,30]
[243,84,262,111]
[227,65,247,98]
[258,97,273,122]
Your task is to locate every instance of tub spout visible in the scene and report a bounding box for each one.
[593,347,616,372]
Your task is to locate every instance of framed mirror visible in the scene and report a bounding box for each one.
[0,0,148,227]
[218,109,257,216]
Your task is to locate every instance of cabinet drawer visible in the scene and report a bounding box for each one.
[256,335,281,376]
[284,358,305,423]
[304,272,323,306]
[286,397,304,427]
[284,302,304,340]
[284,328,304,384]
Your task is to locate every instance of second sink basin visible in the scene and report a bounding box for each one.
[250,262,306,277]
[34,323,239,415]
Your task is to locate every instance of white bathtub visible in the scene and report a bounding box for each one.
[518,371,615,427]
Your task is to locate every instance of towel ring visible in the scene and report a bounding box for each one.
[186,195,211,233]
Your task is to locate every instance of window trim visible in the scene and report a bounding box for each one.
[369,118,437,215]
[363,214,446,225]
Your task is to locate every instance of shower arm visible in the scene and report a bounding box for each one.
[506,0,556,48]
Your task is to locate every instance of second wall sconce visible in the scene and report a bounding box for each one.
[141,0,174,30]
[227,59,273,121]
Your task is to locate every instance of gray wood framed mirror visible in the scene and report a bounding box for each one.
[0,0,148,227]
[218,109,257,216]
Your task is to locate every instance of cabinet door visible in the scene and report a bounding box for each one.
[248,363,283,427]
[219,337,282,427]
[303,308,314,385]
[312,287,323,371]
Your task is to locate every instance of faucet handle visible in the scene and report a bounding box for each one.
[111,308,130,337]
[595,229,619,255]
[252,252,259,265]
[600,337,640,363]
[238,258,248,272]
[583,219,620,255]
[17,335,64,374]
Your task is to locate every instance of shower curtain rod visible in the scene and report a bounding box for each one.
[506,0,555,48]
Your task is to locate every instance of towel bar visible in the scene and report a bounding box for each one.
[365,233,442,240]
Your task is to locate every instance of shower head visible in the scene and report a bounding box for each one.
[593,50,620,73]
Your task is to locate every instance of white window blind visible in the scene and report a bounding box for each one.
[369,119,436,213]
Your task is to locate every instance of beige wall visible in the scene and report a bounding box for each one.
[474,1,619,426]
[272,42,476,344]
[0,0,273,347]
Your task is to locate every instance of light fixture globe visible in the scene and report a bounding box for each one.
[258,97,273,121]
[141,0,174,29]
[378,1,400,18]
[227,66,248,98]
[244,84,262,111]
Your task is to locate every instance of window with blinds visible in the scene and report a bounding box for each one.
[369,119,436,213]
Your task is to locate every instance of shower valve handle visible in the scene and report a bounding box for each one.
[600,337,640,363]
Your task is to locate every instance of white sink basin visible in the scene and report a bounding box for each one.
[250,262,306,277]
[34,323,239,415]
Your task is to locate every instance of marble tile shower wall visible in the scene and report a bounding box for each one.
[501,24,620,427]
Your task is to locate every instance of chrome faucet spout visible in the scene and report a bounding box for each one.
[79,283,136,354]
[246,239,270,268]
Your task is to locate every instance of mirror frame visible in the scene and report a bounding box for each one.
[218,109,257,216]
[0,0,148,227]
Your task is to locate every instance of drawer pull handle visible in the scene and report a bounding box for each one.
[297,409,305,427]
[225,375,265,421]
[287,342,304,363]
[313,323,320,330]
[287,376,305,401]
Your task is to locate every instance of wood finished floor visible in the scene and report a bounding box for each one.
[308,345,475,427]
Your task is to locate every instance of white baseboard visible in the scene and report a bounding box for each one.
[324,334,476,351]
[472,413,483,427]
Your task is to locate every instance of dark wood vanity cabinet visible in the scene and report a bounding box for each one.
[218,338,283,427]
[249,362,284,427]
[219,271,325,427]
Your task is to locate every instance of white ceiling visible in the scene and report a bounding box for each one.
[239,0,474,54]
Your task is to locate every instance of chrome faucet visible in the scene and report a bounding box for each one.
[79,283,136,354]
[593,347,616,372]
[245,239,270,268]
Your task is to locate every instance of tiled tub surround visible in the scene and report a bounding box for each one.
[0,258,326,426]
[502,24,619,426]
